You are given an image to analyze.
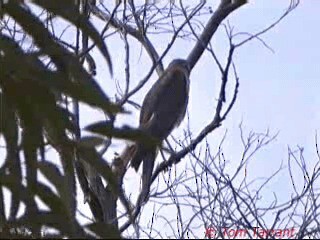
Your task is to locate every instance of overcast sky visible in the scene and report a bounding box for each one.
[1,0,319,237]
[69,0,320,236]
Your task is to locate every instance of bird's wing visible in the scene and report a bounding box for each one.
[140,66,189,129]
[139,69,171,126]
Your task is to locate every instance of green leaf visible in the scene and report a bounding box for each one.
[0,92,21,220]
[0,175,34,210]
[33,0,113,75]
[85,121,161,147]
[38,161,64,195]
[76,145,119,197]
[17,211,88,238]
[78,136,106,148]
[33,183,67,216]
[1,5,120,114]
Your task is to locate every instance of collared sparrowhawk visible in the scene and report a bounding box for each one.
[130,59,191,199]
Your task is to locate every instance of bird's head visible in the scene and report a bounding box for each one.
[168,59,191,74]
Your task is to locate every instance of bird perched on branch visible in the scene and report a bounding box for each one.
[130,59,191,200]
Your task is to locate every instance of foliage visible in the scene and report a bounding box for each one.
[2,0,319,239]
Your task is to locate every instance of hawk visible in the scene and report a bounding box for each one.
[130,59,191,199]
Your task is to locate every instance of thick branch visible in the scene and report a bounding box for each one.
[187,0,247,69]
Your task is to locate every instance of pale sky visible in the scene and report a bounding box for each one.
[1,0,319,238]
[76,0,320,236]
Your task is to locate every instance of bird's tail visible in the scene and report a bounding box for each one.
[130,143,156,202]
[141,148,156,199]
[130,143,147,171]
